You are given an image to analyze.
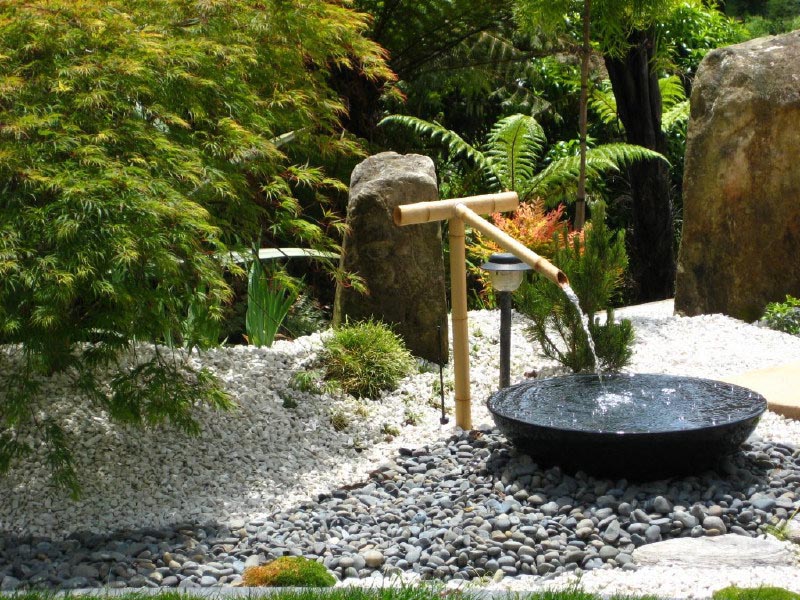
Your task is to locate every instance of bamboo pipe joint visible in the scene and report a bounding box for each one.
[452,203,568,287]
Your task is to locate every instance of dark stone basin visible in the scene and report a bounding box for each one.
[487,373,767,478]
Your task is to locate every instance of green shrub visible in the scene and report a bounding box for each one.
[242,556,335,588]
[320,320,415,399]
[516,203,634,373]
[280,392,298,409]
[762,295,800,336]
[713,587,800,600]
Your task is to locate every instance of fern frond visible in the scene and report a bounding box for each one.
[659,75,687,111]
[485,114,546,195]
[531,143,667,203]
[379,114,495,183]
[662,100,690,133]
[589,83,620,128]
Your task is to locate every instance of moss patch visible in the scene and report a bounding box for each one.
[242,556,336,587]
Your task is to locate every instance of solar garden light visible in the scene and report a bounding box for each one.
[481,252,532,389]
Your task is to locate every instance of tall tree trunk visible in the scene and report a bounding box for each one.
[604,29,675,302]
[575,0,591,231]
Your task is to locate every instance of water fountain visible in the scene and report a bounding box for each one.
[487,373,767,477]
[394,190,767,478]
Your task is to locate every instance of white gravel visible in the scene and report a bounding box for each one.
[3,299,800,596]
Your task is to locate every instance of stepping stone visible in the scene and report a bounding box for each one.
[723,360,800,419]
[632,534,796,568]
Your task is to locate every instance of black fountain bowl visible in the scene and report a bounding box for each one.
[487,373,768,479]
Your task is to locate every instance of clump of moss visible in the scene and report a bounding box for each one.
[242,556,336,587]
[713,587,800,600]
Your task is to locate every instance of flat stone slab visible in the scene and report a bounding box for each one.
[633,535,797,568]
[723,360,800,419]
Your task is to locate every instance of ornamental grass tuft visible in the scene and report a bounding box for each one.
[320,319,415,399]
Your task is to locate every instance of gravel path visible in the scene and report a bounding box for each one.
[2,302,800,596]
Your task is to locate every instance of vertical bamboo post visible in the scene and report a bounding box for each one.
[394,192,568,431]
[448,216,471,430]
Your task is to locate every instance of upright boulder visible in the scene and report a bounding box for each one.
[675,31,800,321]
[333,152,448,363]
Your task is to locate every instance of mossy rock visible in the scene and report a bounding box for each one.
[242,556,336,587]
[713,587,800,600]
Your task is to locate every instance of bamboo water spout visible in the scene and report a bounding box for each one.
[395,192,568,429]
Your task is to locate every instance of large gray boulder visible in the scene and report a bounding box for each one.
[333,152,448,363]
[675,31,800,321]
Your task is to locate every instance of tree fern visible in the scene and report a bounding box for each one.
[589,82,622,129]
[532,143,666,203]
[382,112,665,205]
[589,75,688,135]
[659,75,688,109]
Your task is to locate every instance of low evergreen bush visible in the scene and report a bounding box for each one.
[320,320,415,399]
[242,556,335,587]
[516,203,634,373]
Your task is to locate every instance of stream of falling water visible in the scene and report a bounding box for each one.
[562,283,603,384]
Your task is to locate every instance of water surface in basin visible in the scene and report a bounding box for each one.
[487,373,767,477]
[491,373,765,434]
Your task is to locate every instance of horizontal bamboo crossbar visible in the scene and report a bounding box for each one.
[454,203,568,287]
[394,191,518,226]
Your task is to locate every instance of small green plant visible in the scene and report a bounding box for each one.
[246,262,297,347]
[174,284,224,351]
[282,293,329,338]
[516,203,634,373]
[762,295,800,336]
[403,408,422,426]
[381,423,401,437]
[763,505,800,540]
[241,556,335,587]
[280,392,298,409]
[290,370,321,394]
[432,376,454,395]
[429,375,454,410]
[713,587,800,600]
[330,410,349,432]
[320,319,415,399]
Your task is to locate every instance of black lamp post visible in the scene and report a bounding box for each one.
[481,253,532,389]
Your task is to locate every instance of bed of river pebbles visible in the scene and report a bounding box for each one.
[3,303,800,595]
[1,428,799,591]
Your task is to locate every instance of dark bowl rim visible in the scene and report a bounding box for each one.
[486,372,768,437]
